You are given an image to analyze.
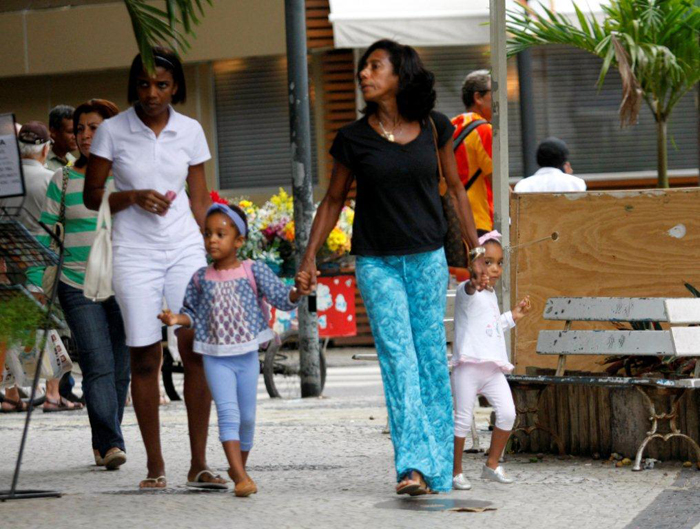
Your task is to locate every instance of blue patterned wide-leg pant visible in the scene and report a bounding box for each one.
[356,248,453,492]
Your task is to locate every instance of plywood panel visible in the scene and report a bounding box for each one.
[512,188,700,373]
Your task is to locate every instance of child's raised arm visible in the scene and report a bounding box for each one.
[511,296,532,322]
[253,261,301,311]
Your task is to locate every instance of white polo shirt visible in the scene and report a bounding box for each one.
[514,166,587,193]
[90,105,211,249]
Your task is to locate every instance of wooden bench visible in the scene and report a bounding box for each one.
[508,297,700,470]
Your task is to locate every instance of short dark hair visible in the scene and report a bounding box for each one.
[73,99,119,168]
[127,47,186,105]
[49,105,75,131]
[536,137,570,169]
[357,39,436,122]
[461,70,491,108]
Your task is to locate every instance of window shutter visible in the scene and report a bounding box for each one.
[214,56,318,191]
[530,45,698,175]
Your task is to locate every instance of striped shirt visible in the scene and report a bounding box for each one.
[451,112,494,233]
[26,168,104,289]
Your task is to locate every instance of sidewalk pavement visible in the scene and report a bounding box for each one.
[1,350,699,529]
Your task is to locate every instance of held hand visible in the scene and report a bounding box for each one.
[135,190,172,216]
[158,309,179,327]
[298,257,319,291]
[469,258,490,292]
[294,271,318,296]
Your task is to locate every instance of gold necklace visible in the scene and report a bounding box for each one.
[378,118,401,142]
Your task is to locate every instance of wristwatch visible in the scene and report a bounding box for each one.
[468,246,486,262]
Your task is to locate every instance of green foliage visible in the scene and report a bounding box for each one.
[508,0,700,110]
[123,0,212,72]
[507,0,700,187]
[0,295,44,349]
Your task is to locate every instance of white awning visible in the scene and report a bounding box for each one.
[328,0,606,48]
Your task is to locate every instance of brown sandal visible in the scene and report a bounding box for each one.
[43,396,84,413]
[396,472,429,496]
[1,398,28,413]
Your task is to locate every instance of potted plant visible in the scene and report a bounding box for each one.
[0,294,43,383]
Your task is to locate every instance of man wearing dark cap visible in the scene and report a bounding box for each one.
[47,105,77,171]
[514,137,587,193]
[0,121,55,234]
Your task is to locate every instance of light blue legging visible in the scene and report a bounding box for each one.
[202,351,259,450]
[356,248,453,492]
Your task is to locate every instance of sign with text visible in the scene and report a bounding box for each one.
[0,114,24,199]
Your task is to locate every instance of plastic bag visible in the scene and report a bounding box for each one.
[3,330,73,387]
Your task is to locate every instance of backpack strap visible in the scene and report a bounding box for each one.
[453,119,488,153]
[192,267,207,291]
[453,119,488,192]
[242,260,258,298]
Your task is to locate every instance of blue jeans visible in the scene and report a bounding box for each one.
[58,281,130,457]
[356,248,453,492]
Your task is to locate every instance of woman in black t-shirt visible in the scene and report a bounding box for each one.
[299,39,488,495]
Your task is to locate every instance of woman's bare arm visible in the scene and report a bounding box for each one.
[439,137,488,286]
[186,163,211,230]
[299,160,354,284]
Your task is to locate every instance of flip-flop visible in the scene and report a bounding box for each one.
[396,479,421,495]
[0,398,28,413]
[139,476,167,490]
[186,470,229,490]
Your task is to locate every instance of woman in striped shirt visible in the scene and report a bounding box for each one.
[35,99,130,470]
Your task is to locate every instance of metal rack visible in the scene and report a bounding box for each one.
[0,210,65,501]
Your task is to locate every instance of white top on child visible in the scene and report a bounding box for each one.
[451,281,515,373]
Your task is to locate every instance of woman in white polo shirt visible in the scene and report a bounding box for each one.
[84,47,225,490]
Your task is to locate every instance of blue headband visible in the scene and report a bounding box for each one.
[207,204,247,237]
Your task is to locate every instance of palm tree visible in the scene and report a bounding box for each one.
[507,0,700,188]
[123,0,211,72]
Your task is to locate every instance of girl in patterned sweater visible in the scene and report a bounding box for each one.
[159,203,313,497]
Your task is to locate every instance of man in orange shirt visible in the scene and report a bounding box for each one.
[451,70,493,236]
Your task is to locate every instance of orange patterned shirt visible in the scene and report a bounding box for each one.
[451,112,493,232]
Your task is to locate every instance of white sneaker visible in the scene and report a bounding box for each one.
[481,464,514,484]
[452,473,472,490]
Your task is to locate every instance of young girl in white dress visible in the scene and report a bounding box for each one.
[451,230,531,490]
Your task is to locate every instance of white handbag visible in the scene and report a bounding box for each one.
[83,191,113,302]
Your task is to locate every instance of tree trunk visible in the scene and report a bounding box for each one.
[656,118,669,188]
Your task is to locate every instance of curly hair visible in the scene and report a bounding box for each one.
[357,39,436,122]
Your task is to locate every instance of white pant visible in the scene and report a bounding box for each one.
[452,362,516,437]
[112,243,206,347]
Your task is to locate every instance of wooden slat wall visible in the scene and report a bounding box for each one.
[320,49,357,182]
[317,49,372,345]
[306,0,334,50]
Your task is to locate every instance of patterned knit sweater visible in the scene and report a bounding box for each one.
[182,261,298,356]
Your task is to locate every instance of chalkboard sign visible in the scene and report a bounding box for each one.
[0,114,25,199]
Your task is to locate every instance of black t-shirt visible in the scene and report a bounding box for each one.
[330,111,455,257]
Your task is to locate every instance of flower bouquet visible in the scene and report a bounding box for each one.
[210,189,354,276]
